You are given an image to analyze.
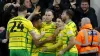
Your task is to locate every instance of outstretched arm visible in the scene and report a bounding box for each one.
[27,6,41,20]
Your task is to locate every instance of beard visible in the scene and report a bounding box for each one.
[62,18,66,23]
[82,8,89,13]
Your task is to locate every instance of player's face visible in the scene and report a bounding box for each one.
[61,11,70,22]
[61,12,67,21]
[42,15,46,22]
[56,18,63,28]
[37,19,42,29]
[45,11,53,22]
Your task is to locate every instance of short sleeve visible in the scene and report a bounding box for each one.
[24,20,34,32]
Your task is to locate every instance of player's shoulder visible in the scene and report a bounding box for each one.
[66,21,76,28]
[42,22,56,26]
[7,17,17,24]
[68,20,76,26]
[51,22,56,27]
[51,22,56,25]
[42,22,46,25]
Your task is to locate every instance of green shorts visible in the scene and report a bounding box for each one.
[39,52,56,56]
[10,49,30,56]
[63,52,78,56]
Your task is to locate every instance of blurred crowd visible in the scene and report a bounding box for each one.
[0,0,100,56]
[0,0,97,29]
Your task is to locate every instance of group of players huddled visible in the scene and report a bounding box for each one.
[2,5,100,56]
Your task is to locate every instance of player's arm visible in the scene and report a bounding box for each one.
[36,31,45,40]
[58,36,75,56]
[6,23,10,40]
[27,12,35,20]
[58,30,75,55]
[37,27,62,46]
[30,30,41,47]
[47,38,62,50]
[30,30,47,47]
[51,27,63,40]
[26,20,41,47]
[62,36,75,52]
[6,31,9,40]
[39,26,64,45]
[42,39,62,52]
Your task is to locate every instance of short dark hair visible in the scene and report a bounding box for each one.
[18,5,27,12]
[64,9,74,19]
[81,0,89,4]
[31,14,42,22]
[45,9,54,15]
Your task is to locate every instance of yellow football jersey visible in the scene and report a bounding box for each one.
[7,16,34,49]
[57,20,78,53]
[28,27,40,56]
[39,22,56,52]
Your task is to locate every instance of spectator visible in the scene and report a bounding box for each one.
[6,0,19,3]
[0,0,6,13]
[24,0,40,16]
[30,0,38,13]
[50,4,62,21]
[76,0,82,7]
[75,0,90,8]
[37,0,53,16]
[60,0,71,10]
[74,0,98,30]
[70,0,76,8]
[0,27,9,56]
[24,0,32,13]
[31,0,39,6]
[53,0,61,6]
[1,3,19,28]
[0,27,4,56]
[51,0,71,21]
[0,0,6,27]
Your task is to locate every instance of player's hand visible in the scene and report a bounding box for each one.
[54,27,64,35]
[41,31,45,36]
[42,47,48,52]
[58,26,64,30]
[2,39,7,43]
[58,50,64,56]
[33,6,41,15]
[46,37,53,41]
